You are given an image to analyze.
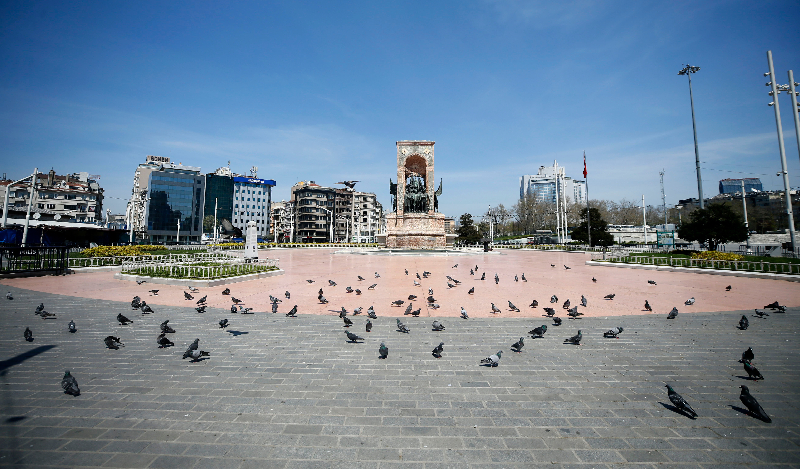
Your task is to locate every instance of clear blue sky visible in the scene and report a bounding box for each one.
[1,1,799,218]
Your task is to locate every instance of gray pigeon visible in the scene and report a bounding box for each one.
[285,291,290,299]
[648,280,657,285]
[195,305,206,314]
[188,286,199,292]
[231,304,238,314]
[667,307,678,319]
[603,326,624,338]
[353,307,363,315]
[160,320,175,333]
[580,295,587,307]
[392,300,404,306]
[460,307,469,319]
[368,284,377,290]
[343,316,353,327]
[183,338,199,359]
[410,308,421,317]
[184,291,193,300]
[741,347,754,363]
[685,297,695,305]
[104,336,122,349]
[222,287,231,294]
[644,300,652,312]
[61,371,80,396]
[521,273,527,282]
[286,305,297,317]
[562,299,570,310]
[480,351,502,367]
[665,384,697,418]
[68,320,76,333]
[366,319,372,332]
[514,275,518,282]
[432,342,444,358]
[219,319,229,328]
[543,307,556,317]
[567,306,583,319]
[24,327,33,341]
[739,315,749,330]
[429,303,440,309]
[508,301,520,312]
[5,292,12,300]
[319,295,329,304]
[552,317,562,326]
[529,325,547,337]
[564,330,582,345]
[329,280,337,286]
[511,337,524,352]
[141,303,154,314]
[604,293,615,300]
[740,385,771,422]
[404,303,413,315]
[187,349,210,361]
[743,360,763,380]
[529,299,538,308]
[494,273,499,284]
[481,272,485,280]
[272,302,279,313]
[196,295,207,305]
[367,306,377,319]
[131,296,141,309]
[355,289,361,295]
[432,320,445,331]
[345,330,363,342]
[117,313,132,325]
[550,295,558,303]
[357,275,365,281]
[156,333,174,347]
[346,286,354,293]
[379,342,388,359]
[491,303,501,314]
[396,318,410,333]
[468,287,474,294]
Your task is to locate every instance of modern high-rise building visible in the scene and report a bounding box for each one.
[519,161,586,205]
[127,155,205,243]
[291,181,336,243]
[232,175,275,241]
[719,178,762,195]
[204,166,235,231]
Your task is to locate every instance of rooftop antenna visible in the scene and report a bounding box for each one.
[250,166,258,178]
[659,169,667,225]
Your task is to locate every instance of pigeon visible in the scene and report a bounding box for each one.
[567,307,583,319]
[508,301,520,312]
[343,316,353,327]
[61,371,80,396]
[368,284,377,290]
[405,269,409,275]
[183,339,200,359]
[160,320,175,333]
[754,309,769,318]
[592,277,597,283]
[424,271,431,278]
[562,299,571,310]
[739,315,749,330]
[230,304,238,314]
[494,273,499,284]
[470,269,474,275]
[432,320,445,331]
[305,280,314,284]
[37,310,56,319]
[379,342,389,359]
[357,275,365,281]
[564,330,582,345]
[427,295,436,303]
[231,297,243,305]
[743,360,764,380]
[24,327,33,341]
[740,385,771,422]
[764,301,781,309]
[149,289,159,295]
[188,286,199,292]
[648,280,657,285]
[604,294,615,300]
[404,303,413,315]
[345,330,363,342]
[140,301,154,314]
[269,295,282,303]
[137,280,147,285]
[447,282,455,289]
[665,384,697,418]
[529,325,547,337]
[452,264,458,268]
[490,303,501,314]
[460,307,469,319]
[374,272,380,278]
[35,303,44,313]
[184,291,194,300]
[286,305,298,317]
[413,280,421,287]
[552,317,562,326]
[353,307,363,315]
[156,333,174,347]
[432,342,444,358]
[340,307,348,318]
[285,291,291,299]
[408,295,417,301]
[551,264,555,267]
[346,286,354,293]
[68,320,76,333]
[452,278,461,285]
[272,302,279,313]
[564,265,571,270]
[410,308,421,317]
[468,287,475,295]
[511,337,524,352]
[529,299,538,308]
[104,336,123,349]
[543,307,556,317]
[222,288,231,295]
[667,307,678,319]
[5,292,11,300]
[131,296,141,309]
[475,265,479,270]
[429,303,441,310]
[416,272,421,280]
[117,313,132,325]
[521,273,527,282]
[685,297,695,306]
[742,347,755,363]
[329,280,337,286]
[355,289,362,295]
[480,272,485,280]
[480,351,502,367]
[196,295,207,305]
[366,319,372,332]
[195,305,206,314]
[644,300,652,312]
[550,295,558,304]
[240,306,253,314]
[726,285,732,291]
[603,326,624,338]
[580,296,587,307]
[514,275,518,282]
[187,349,210,361]
[396,318,410,333]
[319,296,329,304]
[367,306,377,319]
[219,319,229,328]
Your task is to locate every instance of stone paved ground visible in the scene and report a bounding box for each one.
[0,284,799,468]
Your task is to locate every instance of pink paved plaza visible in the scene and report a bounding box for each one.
[2,249,798,318]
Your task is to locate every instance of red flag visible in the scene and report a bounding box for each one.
[583,152,587,178]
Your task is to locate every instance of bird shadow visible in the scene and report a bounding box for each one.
[227,330,248,337]
[25,337,34,342]
[659,402,696,419]
[5,416,27,423]
[479,363,499,367]
[729,405,757,419]
[190,357,211,363]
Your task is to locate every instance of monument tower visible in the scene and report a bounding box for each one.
[385,141,448,248]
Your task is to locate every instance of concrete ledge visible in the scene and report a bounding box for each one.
[113,269,284,287]
[67,265,123,274]
[586,260,800,282]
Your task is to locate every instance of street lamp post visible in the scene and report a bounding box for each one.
[320,207,333,243]
[176,219,180,244]
[785,70,800,168]
[741,180,750,249]
[678,64,704,209]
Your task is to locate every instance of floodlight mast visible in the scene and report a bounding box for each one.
[678,64,704,209]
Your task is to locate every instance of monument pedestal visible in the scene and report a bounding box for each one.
[385,212,447,249]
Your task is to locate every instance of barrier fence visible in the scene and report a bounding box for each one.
[120,257,279,280]
[599,255,800,275]
[0,246,68,275]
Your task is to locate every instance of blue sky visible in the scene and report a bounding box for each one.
[1,1,799,218]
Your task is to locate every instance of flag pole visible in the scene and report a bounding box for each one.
[584,152,591,247]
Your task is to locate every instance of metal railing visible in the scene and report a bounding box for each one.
[121,257,279,280]
[69,252,238,268]
[0,246,68,275]
[599,255,800,275]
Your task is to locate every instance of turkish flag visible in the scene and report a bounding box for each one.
[583,152,587,178]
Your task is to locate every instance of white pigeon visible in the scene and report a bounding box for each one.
[413,280,420,287]
[685,297,695,306]
[460,307,469,319]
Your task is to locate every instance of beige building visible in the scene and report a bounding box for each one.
[0,170,104,225]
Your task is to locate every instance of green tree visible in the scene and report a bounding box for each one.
[677,203,747,251]
[570,207,614,246]
[456,213,481,244]
[203,215,215,233]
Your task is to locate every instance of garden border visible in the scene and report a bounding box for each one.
[586,260,800,282]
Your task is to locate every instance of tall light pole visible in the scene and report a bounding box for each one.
[741,179,750,249]
[21,168,38,247]
[176,218,180,244]
[785,70,800,167]
[642,195,647,246]
[678,64,704,209]
[765,50,797,252]
[321,207,333,243]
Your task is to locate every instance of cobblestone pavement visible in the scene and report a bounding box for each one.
[0,284,798,468]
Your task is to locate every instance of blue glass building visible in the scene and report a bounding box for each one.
[139,160,205,243]
[719,178,762,195]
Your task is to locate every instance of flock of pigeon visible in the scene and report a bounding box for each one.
[7,261,788,423]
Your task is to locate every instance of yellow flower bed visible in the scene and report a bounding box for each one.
[81,245,164,258]
[691,251,744,261]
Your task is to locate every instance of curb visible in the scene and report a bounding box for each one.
[586,260,800,282]
[113,269,285,287]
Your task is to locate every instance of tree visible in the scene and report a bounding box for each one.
[455,213,481,244]
[202,215,215,233]
[677,203,748,251]
[570,207,614,246]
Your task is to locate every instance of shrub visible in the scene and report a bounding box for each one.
[691,251,744,261]
[82,245,164,257]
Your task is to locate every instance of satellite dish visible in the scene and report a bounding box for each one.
[33,213,41,220]
[54,214,61,220]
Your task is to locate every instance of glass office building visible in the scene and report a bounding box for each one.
[204,173,234,228]
[144,166,205,243]
[719,178,762,195]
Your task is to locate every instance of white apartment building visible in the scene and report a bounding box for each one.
[232,176,275,241]
[520,161,586,205]
[1,170,104,225]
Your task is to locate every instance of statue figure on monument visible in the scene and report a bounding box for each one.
[389,178,397,212]
[434,178,442,212]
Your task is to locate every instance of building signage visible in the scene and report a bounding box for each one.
[233,177,276,186]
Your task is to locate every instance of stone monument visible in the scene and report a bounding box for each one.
[244,221,258,259]
[385,141,448,249]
